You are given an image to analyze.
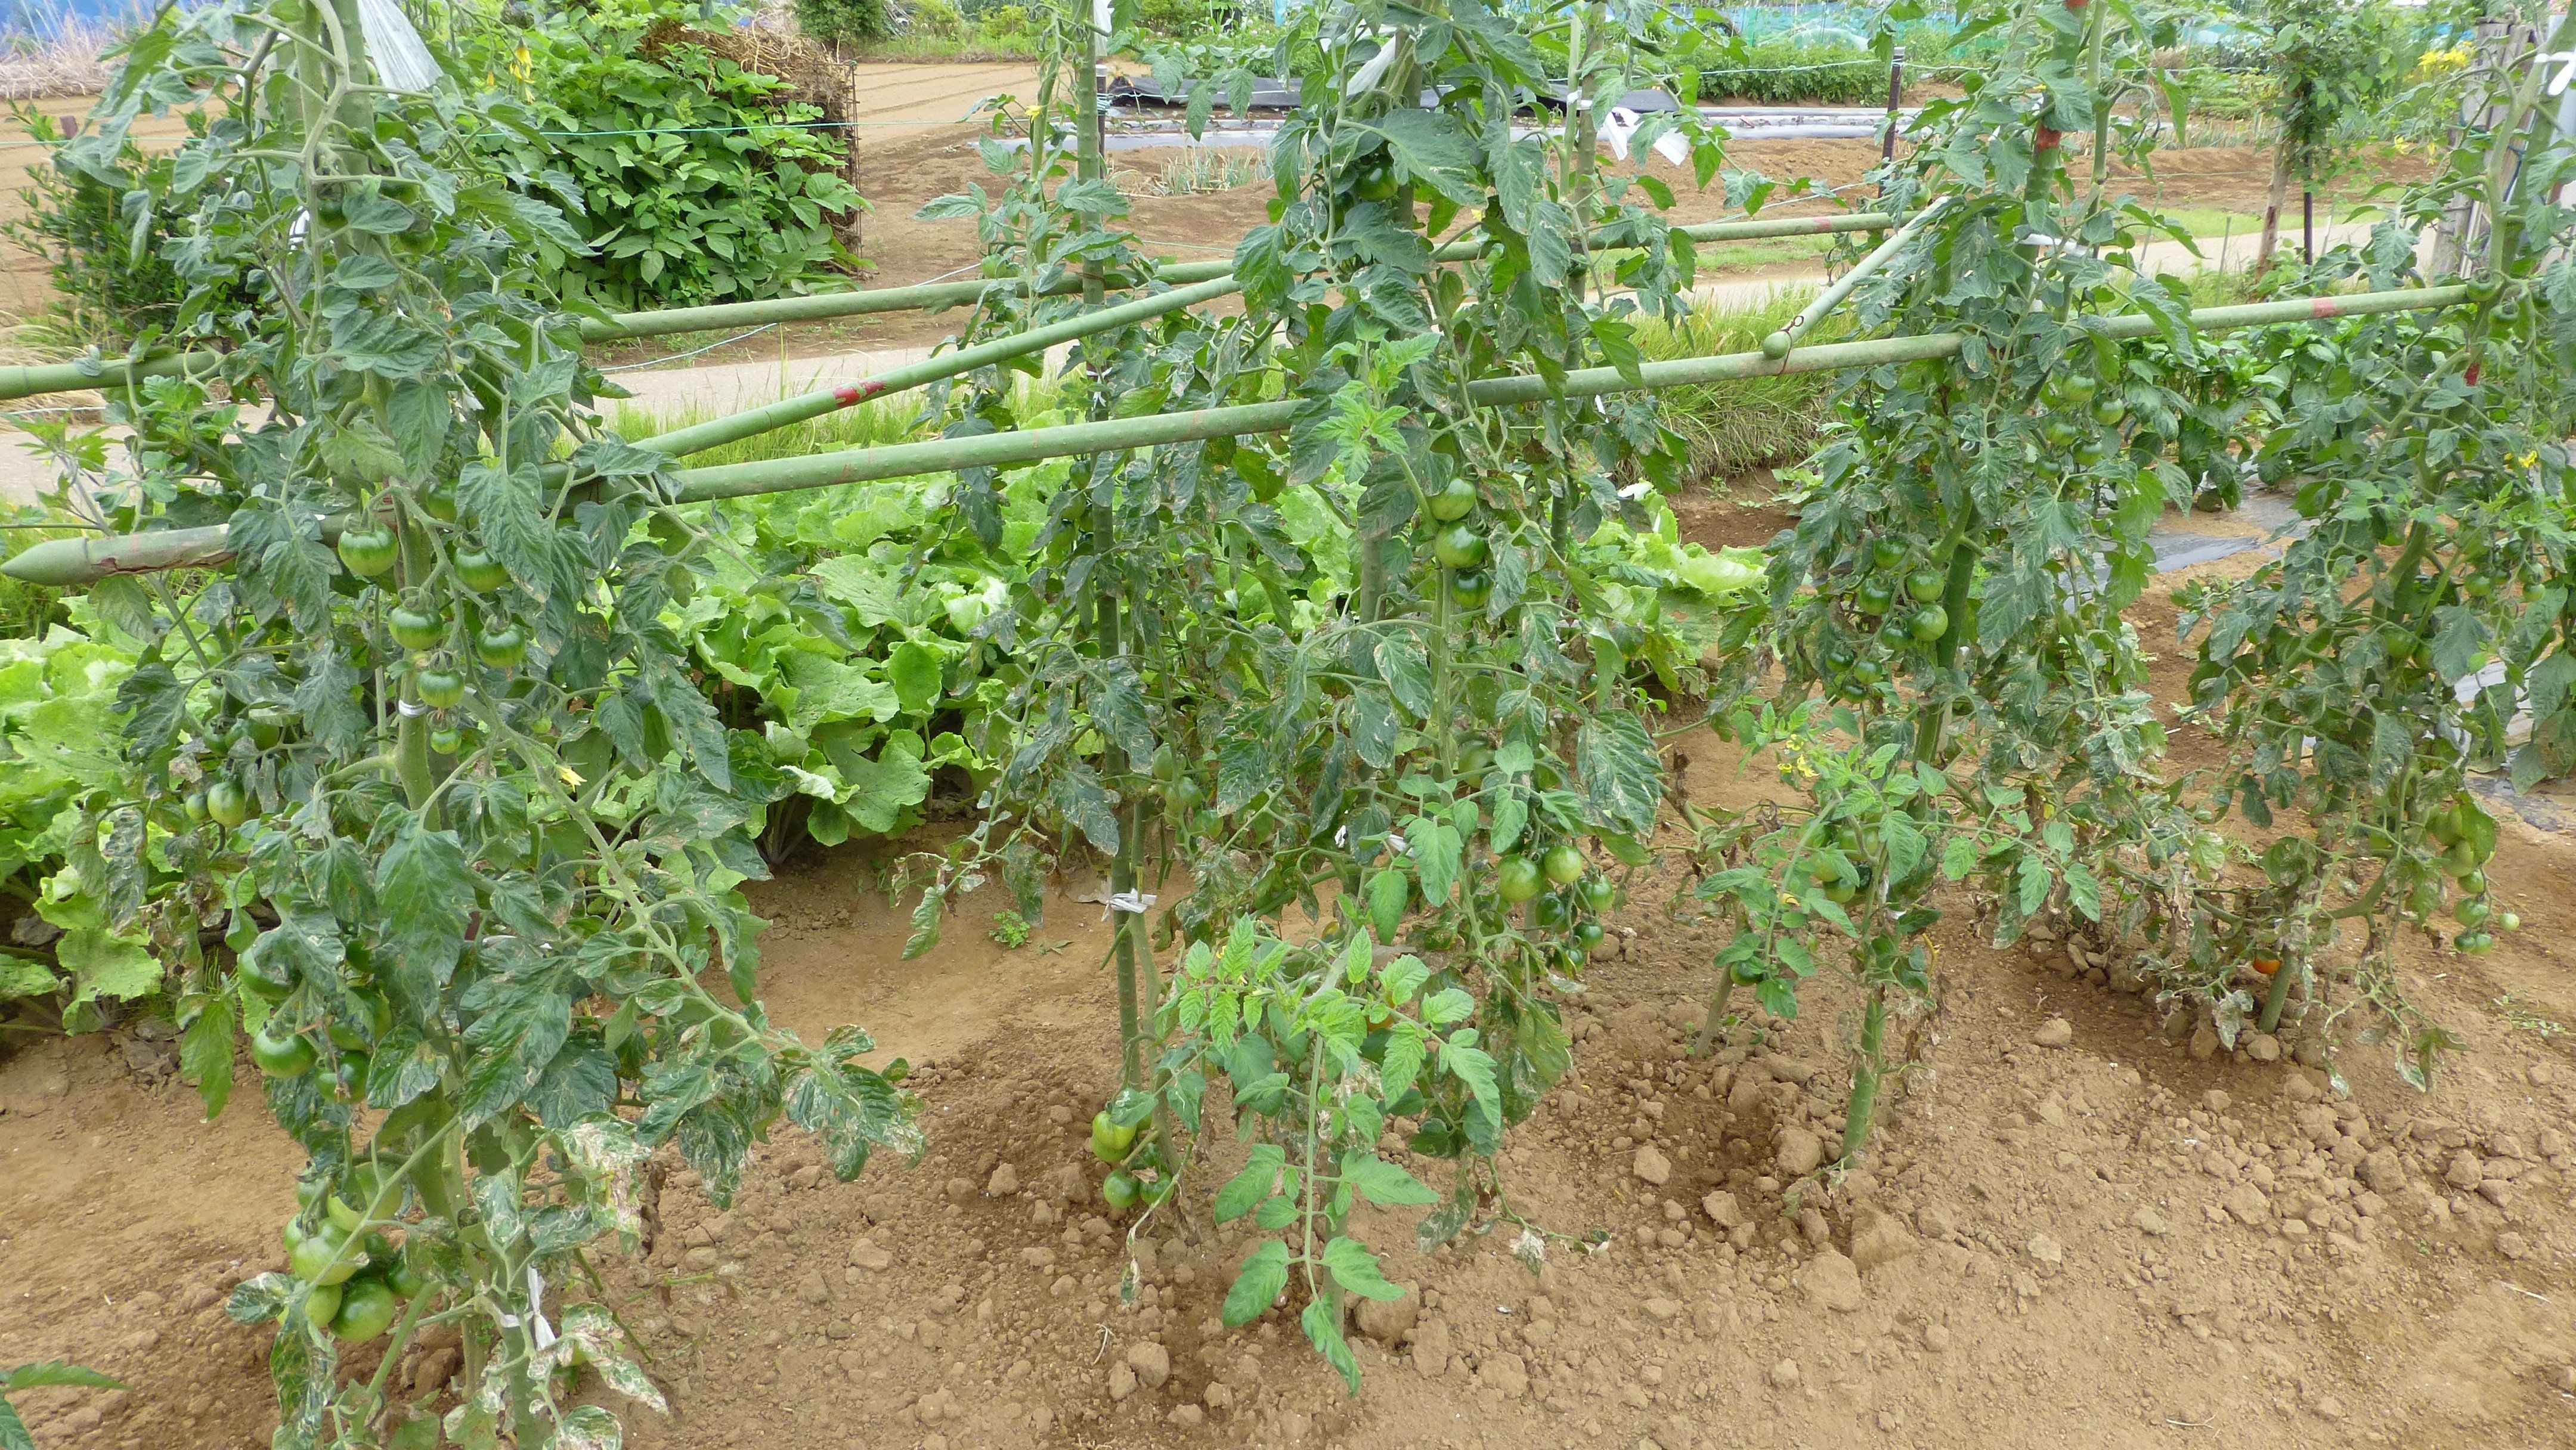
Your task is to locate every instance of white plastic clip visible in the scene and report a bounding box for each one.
[495,1263,556,1350]
[1103,890,1157,918]
[2533,49,2576,97]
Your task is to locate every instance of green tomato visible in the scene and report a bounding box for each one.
[246,707,291,748]
[1427,479,1478,522]
[1431,524,1489,570]
[1542,843,1585,886]
[1447,569,1492,609]
[388,608,442,652]
[2497,910,2521,932]
[416,483,459,524]
[240,971,292,1005]
[2056,371,2101,405]
[1101,1170,1143,1212]
[1089,1111,1138,1163]
[328,990,393,1051]
[325,1171,377,1234]
[2453,898,2493,928]
[336,527,399,580]
[1905,568,1945,603]
[1869,538,1906,572]
[206,777,254,829]
[2088,394,2127,427]
[1572,920,1606,955]
[289,1223,361,1285]
[385,1254,431,1302]
[2072,436,2114,467]
[455,550,510,593]
[1854,578,1895,615]
[2457,869,2487,897]
[1532,891,1572,930]
[1906,605,1950,643]
[413,668,466,711]
[1496,856,1544,903]
[2040,417,2082,448]
[473,626,528,670]
[251,1023,317,1079]
[1150,744,1181,783]
[1578,875,1617,915]
[304,1282,343,1330]
[429,727,462,755]
[331,1049,371,1100]
[331,1277,400,1341]
[1728,958,1765,986]
[182,790,209,823]
[2455,930,2494,956]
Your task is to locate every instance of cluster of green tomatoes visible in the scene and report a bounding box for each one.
[1487,839,1618,965]
[1816,535,1968,698]
[280,1151,434,1344]
[174,704,297,831]
[2032,367,2131,469]
[2401,793,2518,955]
[244,971,393,1097]
[1422,477,1494,610]
[335,485,530,752]
[1088,1110,1165,1212]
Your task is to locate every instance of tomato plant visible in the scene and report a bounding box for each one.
[2172,14,2576,1079]
[902,0,1744,1387]
[64,3,918,1445]
[1698,0,2216,1159]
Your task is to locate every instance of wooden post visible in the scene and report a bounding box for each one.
[1881,45,1905,168]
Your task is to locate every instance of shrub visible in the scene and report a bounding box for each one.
[3,107,209,343]
[1701,40,1884,106]
[467,0,864,309]
[794,0,895,47]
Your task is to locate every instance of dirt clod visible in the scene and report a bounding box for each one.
[1776,1127,1823,1178]
[1795,1250,1864,1312]
[2032,1018,2075,1048]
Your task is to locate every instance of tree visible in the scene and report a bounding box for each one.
[2251,0,2405,271]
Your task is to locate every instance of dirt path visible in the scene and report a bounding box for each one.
[2,520,2571,1450]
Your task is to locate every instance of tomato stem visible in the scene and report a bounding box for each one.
[1838,986,1888,1165]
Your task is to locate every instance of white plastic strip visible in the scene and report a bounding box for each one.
[356,0,442,93]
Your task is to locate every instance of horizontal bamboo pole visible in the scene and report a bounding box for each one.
[0,213,1903,408]
[0,351,223,404]
[578,211,1899,345]
[670,283,2469,500]
[639,274,1247,460]
[1,283,2466,587]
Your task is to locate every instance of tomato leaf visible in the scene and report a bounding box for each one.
[1320,1235,1405,1301]
[1299,1294,1363,1394]
[180,993,234,1120]
[1342,1153,1438,1207]
[373,817,474,1027]
[1215,1144,1287,1223]
[1221,1239,1291,1325]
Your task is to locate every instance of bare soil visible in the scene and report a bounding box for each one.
[4,521,2574,1450]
